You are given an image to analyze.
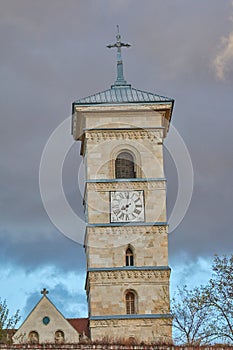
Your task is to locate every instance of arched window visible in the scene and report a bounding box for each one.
[115,152,136,179]
[125,247,134,266]
[55,330,65,343]
[28,331,39,344]
[125,291,136,314]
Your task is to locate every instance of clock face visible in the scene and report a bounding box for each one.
[110,190,144,222]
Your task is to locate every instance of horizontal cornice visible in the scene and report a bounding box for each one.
[84,179,166,195]
[87,222,167,227]
[90,314,172,320]
[85,268,170,288]
[88,266,170,272]
[86,178,166,183]
[83,128,164,143]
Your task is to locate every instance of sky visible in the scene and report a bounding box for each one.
[0,0,233,324]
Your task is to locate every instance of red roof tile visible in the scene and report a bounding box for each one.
[67,318,89,338]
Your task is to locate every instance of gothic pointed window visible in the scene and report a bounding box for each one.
[115,152,136,179]
[125,291,136,314]
[125,247,134,266]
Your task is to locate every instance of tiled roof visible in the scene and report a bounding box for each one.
[73,84,173,106]
[67,318,89,337]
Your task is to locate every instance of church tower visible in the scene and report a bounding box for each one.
[72,28,174,343]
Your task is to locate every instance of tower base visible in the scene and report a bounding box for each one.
[89,316,172,344]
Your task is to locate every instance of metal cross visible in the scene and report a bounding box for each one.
[41,288,49,296]
[107,25,130,85]
[107,25,131,52]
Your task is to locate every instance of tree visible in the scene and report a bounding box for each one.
[171,254,233,345]
[171,286,216,344]
[201,255,233,342]
[0,299,20,343]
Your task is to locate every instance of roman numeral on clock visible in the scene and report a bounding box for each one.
[134,208,141,215]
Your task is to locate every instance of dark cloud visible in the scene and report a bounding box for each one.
[0,229,85,273]
[0,0,233,314]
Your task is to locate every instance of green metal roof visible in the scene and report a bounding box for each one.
[73,84,174,106]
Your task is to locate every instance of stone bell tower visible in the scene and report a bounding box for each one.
[72,28,174,343]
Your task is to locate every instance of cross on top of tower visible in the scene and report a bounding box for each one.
[41,288,49,296]
[107,25,131,86]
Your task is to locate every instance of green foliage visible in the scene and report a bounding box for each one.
[171,254,233,345]
[0,299,20,343]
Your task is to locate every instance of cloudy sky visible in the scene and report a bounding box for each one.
[1,0,233,323]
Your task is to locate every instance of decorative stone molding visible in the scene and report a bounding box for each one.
[86,180,166,192]
[75,104,171,113]
[90,318,147,328]
[88,269,170,284]
[87,225,168,236]
[89,315,170,328]
[84,129,164,144]
[90,318,133,328]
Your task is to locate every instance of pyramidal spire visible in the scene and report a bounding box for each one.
[107,25,131,86]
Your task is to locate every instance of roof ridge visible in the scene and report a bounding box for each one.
[130,86,172,101]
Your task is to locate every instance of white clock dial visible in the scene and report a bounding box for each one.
[110,190,144,222]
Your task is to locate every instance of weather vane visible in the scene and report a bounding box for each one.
[107,25,131,85]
